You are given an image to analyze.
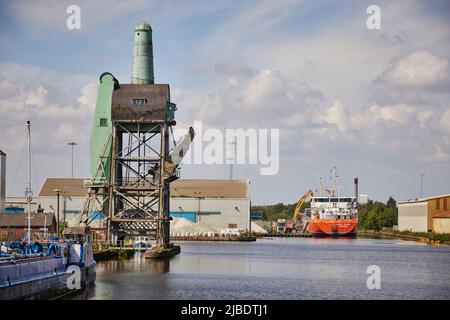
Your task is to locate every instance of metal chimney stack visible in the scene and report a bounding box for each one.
[131,21,154,84]
[0,150,5,211]
[354,178,359,203]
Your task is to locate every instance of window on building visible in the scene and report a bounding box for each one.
[132,98,147,106]
[436,198,440,210]
[99,118,107,127]
[228,223,237,229]
[444,198,448,210]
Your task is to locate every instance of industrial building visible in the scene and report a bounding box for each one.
[4,178,251,233]
[170,179,250,230]
[0,212,56,241]
[398,194,450,233]
[37,178,90,227]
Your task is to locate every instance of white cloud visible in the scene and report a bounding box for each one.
[314,100,349,132]
[417,111,434,128]
[243,70,285,108]
[419,144,450,163]
[77,82,98,108]
[0,77,17,97]
[440,109,450,134]
[189,65,322,129]
[380,51,449,88]
[0,63,96,195]
[4,0,149,35]
[351,104,416,130]
[281,112,305,128]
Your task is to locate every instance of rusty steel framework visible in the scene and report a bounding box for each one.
[107,121,175,245]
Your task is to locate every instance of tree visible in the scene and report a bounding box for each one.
[387,197,396,209]
[358,197,398,230]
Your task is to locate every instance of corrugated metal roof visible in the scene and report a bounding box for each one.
[0,212,56,227]
[38,178,87,197]
[170,179,249,199]
[37,178,250,199]
[398,194,450,204]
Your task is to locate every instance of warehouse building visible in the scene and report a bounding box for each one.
[38,178,88,227]
[398,194,450,233]
[170,179,251,230]
[5,178,251,231]
[0,211,57,241]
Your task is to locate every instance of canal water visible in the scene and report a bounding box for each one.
[71,238,450,300]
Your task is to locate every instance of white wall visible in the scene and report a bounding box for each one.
[5,197,39,212]
[398,202,428,232]
[170,197,250,230]
[37,196,86,224]
[433,218,450,234]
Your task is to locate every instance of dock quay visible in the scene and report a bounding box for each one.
[262,233,312,238]
[91,235,258,260]
[170,235,257,242]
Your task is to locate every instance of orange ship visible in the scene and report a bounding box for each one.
[306,166,358,237]
[308,217,357,237]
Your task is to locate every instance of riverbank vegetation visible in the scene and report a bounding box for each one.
[251,202,310,221]
[359,229,450,244]
[357,197,397,231]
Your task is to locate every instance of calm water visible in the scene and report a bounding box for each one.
[71,238,450,300]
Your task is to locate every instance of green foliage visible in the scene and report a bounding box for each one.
[251,201,311,221]
[392,230,450,243]
[58,222,68,236]
[358,197,398,231]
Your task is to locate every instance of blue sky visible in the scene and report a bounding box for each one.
[0,0,449,204]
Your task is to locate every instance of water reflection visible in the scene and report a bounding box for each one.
[146,257,170,274]
[70,238,450,300]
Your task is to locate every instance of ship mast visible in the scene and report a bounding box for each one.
[25,120,33,243]
[329,165,339,197]
[319,176,323,197]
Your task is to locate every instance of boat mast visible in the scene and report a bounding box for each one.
[319,177,323,197]
[25,120,33,243]
[330,165,339,197]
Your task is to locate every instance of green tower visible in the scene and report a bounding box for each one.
[89,72,117,182]
[131,21,154,84]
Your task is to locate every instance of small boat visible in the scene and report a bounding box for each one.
[134,236,152,250]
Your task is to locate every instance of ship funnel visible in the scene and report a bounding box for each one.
[354,178,359,203]
[131,21,154,84]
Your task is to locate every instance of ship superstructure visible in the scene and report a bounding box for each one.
[308,166,358,236]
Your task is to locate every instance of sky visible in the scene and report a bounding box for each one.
[0,0,449,205]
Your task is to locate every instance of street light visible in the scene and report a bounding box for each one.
[68,141,78,178]
[420,172,424,198]
[54,189,60,238]
[227,138,237,180]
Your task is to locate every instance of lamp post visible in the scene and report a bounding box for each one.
[25,120,33,243]
[54,189,60,238]
[228,138,237,180]
[418,172,424,199]
[68,141,77,178]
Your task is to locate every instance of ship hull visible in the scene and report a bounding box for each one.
[0,261,96,300]
[308,219,357,237]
